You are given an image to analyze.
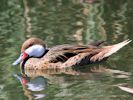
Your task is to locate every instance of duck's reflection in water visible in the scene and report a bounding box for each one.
[14,64,131,99]
[13,74,46,100]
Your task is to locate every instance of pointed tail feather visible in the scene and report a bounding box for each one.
[90,39,132,62]
[103,39,132,58]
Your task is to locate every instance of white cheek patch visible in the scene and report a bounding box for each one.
[25,45,45,57]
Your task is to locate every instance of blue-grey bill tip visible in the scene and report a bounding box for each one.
[12,56,22,66]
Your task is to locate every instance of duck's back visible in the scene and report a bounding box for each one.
[41,44,100,64]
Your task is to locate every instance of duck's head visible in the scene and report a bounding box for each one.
[13,37,46,66]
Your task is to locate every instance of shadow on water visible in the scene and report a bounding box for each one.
[0,0,133,100]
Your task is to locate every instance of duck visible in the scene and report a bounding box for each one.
[13,37,131,70]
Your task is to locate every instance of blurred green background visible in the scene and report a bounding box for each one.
[0,0,133,100]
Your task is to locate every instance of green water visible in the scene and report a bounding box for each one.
[0,0,133,100]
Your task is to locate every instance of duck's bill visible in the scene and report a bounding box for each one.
[12,54,23,66]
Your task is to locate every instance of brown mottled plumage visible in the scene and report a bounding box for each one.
[16,37,131,70]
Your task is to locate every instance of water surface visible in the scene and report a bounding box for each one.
[0,0,133,100]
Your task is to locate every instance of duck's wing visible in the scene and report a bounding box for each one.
[88,40,104,46]
[41,44,100,63]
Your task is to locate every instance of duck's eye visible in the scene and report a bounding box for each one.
[28,44,33,47]
[25,43,33,50]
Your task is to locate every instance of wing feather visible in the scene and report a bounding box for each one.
[42,44,98,63]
